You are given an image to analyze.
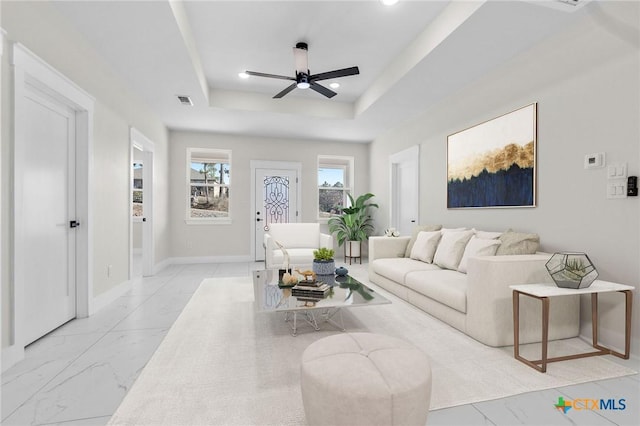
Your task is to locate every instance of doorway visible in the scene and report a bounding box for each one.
[251,161,301,261]
[390,146,420,237]
[12,44,94,349]
[130,128,154,278]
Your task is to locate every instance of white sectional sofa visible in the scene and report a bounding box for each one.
[368,231,580,347]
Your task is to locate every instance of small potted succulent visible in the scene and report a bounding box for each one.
[545,252,598,289]
[312,247,335,276]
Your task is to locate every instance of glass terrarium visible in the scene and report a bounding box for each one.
[545,252,599,289]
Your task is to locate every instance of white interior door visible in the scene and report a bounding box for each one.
[254,168,299,261]
[390,146,420,237]
[130,128,155,278]
[18,86,77,345]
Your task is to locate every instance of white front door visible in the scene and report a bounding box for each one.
[390,146,420,236]
[254,168,299,261]
[18,86,77,345]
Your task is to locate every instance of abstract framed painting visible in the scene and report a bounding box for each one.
[447,103,537,209]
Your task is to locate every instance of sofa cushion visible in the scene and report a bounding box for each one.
[271,248,317,267]
[496,229,539,255]
[457,236,502,274]
[433,230,474,270]
[409,231,442,263]
[371,258,441,284]
[404,270,467,313]
[404,225,443,257]
[473,229,503,239]
[268,223,320,248]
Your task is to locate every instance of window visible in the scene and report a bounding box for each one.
[132,162,143,218]
[318,156,354,220]
[187,148,231,223]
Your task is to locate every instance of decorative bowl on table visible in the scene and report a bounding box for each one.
[545,252,598,289]
[335,266,349,276]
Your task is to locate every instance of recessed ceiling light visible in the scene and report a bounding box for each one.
[238,72,250,79]
[329,82,340,89]
[381,0,399,6]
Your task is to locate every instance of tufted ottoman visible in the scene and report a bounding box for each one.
[300,332,432,426]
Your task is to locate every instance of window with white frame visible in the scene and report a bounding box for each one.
[187,148,231,223]
[318,155,354,220]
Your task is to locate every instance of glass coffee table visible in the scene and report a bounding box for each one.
[253,270,390,336]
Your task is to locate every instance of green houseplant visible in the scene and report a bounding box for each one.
[312,247,335,275]
[328,193,378,259]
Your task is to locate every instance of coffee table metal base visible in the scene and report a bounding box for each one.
[284,308,345,337]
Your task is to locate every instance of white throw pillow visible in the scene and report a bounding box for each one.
[409,231,442,263]
[473,229,503,239]
[433,230,474,270]
[457,236,502,273]
[441,227,468,233]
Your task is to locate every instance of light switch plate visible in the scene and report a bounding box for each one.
[607,163,628,199]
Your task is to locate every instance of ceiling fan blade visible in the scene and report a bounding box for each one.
[273,82,297,99]
[293,46,309,74]
[309,82,337,98]
[310,66,360,82]
[245,71,295,81]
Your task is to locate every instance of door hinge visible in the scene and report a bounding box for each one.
[296,177,298,183]
[296,211,299,217]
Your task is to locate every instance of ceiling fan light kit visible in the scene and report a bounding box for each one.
[245,41,359,99]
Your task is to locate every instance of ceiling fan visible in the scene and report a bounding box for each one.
[245,42,360,99]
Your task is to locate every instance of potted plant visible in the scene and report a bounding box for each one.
[312,247,335,276]
[328,193,379,259]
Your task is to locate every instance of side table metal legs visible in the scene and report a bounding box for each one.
[592,291,633,359]
[512,289,632,373]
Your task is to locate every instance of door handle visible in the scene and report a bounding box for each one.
[70,220,80,228]
[256,218,262,222]
[142,217,147,222]
[411,220,416,223]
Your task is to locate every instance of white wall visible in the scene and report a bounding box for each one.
[169,130,370,260]
[1,2,169,356]
[369,1,640,358]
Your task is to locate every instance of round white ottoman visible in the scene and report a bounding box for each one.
[300,332,432,426]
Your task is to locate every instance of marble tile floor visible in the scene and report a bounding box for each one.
[1,262,638,426]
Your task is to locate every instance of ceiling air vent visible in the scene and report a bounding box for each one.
[526,0,591,12]
[176,95,193,106]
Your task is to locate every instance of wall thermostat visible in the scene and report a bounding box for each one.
[584,152,605,169]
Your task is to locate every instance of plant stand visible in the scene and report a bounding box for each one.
[344,241,361,265]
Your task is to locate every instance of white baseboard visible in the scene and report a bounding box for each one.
[153,257,173,275]
[166,255,253,265]
[89,279,133,315]
[1,343,25,373]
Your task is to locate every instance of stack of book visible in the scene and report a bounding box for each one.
[292,283,330,300]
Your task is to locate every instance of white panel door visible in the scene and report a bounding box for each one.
[390,146,419,237]
[254,168,298,261]
[20,87,77,345]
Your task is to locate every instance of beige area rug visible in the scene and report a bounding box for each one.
[109,272,637,425]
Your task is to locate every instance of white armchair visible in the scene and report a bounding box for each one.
[264,223,333,269]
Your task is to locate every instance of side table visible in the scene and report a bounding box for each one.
[510,280,633,373]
